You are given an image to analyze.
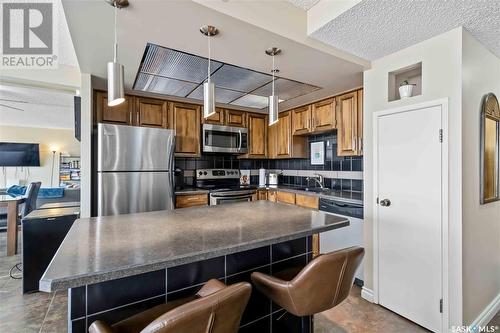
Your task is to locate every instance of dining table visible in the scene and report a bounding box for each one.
[0,194,25,256]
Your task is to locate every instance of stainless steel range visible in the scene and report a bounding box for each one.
[195,169,256,205]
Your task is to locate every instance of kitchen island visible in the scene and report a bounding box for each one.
[40,201,349,333]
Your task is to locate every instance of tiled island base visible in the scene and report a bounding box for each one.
[68,236,313,333]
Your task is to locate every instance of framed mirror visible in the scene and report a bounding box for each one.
[480,93,500,204]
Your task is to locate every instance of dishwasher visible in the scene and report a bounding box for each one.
[319,197,364,284]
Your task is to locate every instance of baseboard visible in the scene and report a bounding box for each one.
[471,292,500,328]
[361,286,374,303]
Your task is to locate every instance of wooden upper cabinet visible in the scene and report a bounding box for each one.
[357,89,363,156]
[202,107,225,125]
[336,91,359,156]
[170,102,201,157]
[312,98,336,132]
[292,105,312,135]
[225,109,246,127]
[95,91,133,125]
[277,111,291,157]
[267,122,278,159]
[246,113,267,158]
[135,97,168,128]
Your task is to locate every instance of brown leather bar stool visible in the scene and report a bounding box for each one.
[251,246,364,316]
[89,279,251,333]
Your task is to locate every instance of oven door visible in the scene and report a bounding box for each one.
[210,191,254,205]
[203,124,248,154]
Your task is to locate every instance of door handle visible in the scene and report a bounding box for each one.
[379,199,391,207]
[238,130,242,151]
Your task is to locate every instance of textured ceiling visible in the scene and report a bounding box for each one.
[311,0,500,60]
[0,85,75,129]
[287,0,320,11]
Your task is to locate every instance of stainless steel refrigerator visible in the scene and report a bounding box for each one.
[97,123,175,216]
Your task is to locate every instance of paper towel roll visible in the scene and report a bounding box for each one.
[259,168,266,187]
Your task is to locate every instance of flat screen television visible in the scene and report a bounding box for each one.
[0,143,40,167]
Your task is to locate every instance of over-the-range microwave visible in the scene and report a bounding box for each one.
[202,124,248,154]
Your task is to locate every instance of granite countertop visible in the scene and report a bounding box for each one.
[174,187,209,195]
[23,207,80,220]
[40,201,349,292]
[259,186,363,205]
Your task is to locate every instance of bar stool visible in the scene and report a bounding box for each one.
[89,279,251,333]
[251,246,364,316]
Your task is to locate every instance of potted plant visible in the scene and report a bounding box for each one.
[399,80,416,99]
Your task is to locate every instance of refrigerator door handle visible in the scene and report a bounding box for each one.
[169,135,176,209]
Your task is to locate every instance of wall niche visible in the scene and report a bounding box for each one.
[388,62,422,102]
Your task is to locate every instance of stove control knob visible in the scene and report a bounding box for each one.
[203,171,208,175]
[198,171,202,176]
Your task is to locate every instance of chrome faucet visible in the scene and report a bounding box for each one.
[306,174,324,189]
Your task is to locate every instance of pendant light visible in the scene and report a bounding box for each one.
[200,25,219,118]
[266,47,281,126]
[106,0,128,107]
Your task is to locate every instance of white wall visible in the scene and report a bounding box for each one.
[79,74,92,218]
[0,125,80,188]
[461,30,500,325]
[363,27,463,325]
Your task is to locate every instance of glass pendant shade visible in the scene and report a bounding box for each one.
[203,80,216,118]
[107,61,125,106]
[268,95,279,125]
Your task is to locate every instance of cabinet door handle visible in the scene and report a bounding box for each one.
[136,111,139,125]
[129,111,132,124]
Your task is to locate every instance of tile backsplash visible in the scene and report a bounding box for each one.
[175,132,363,193]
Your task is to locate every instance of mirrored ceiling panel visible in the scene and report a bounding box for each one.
[230,94,269,109]
[134,73,198,97]
[133,44,322,109]
[141,44,222,84]
[252,78,321,100]
[187,85,245,104]
[209,65,273,93]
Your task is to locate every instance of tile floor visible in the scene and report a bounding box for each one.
[0,231,498,333]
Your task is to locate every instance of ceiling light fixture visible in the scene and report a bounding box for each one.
[106,0,128,107]
[266,47,281,126]
[200,25,219,118]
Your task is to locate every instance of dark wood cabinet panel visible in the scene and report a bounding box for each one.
[135,97,168,128]
[336,91,358,156]
[170,102,201,157]
[202,107,225,125]
[246,113,267,158]
[95,91,133,125]
[292,105,312,135]
[225,109,246,127]
[312,98,335,132]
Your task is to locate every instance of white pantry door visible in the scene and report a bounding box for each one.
[376,105,443,332]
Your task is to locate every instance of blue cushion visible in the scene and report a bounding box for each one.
[6,185,26,196]
[38,188,64,198]
[6,186,64,198]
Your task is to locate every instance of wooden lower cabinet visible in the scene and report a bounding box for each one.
[276,191,296,205]
[257,189,268,200]
[267,190,277,202]
[295,194,319,209]
[95,91,133,125]
[135,97,168,128]
[175,194,208,208]
[312,234,320,258]
[170,102,201,157]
